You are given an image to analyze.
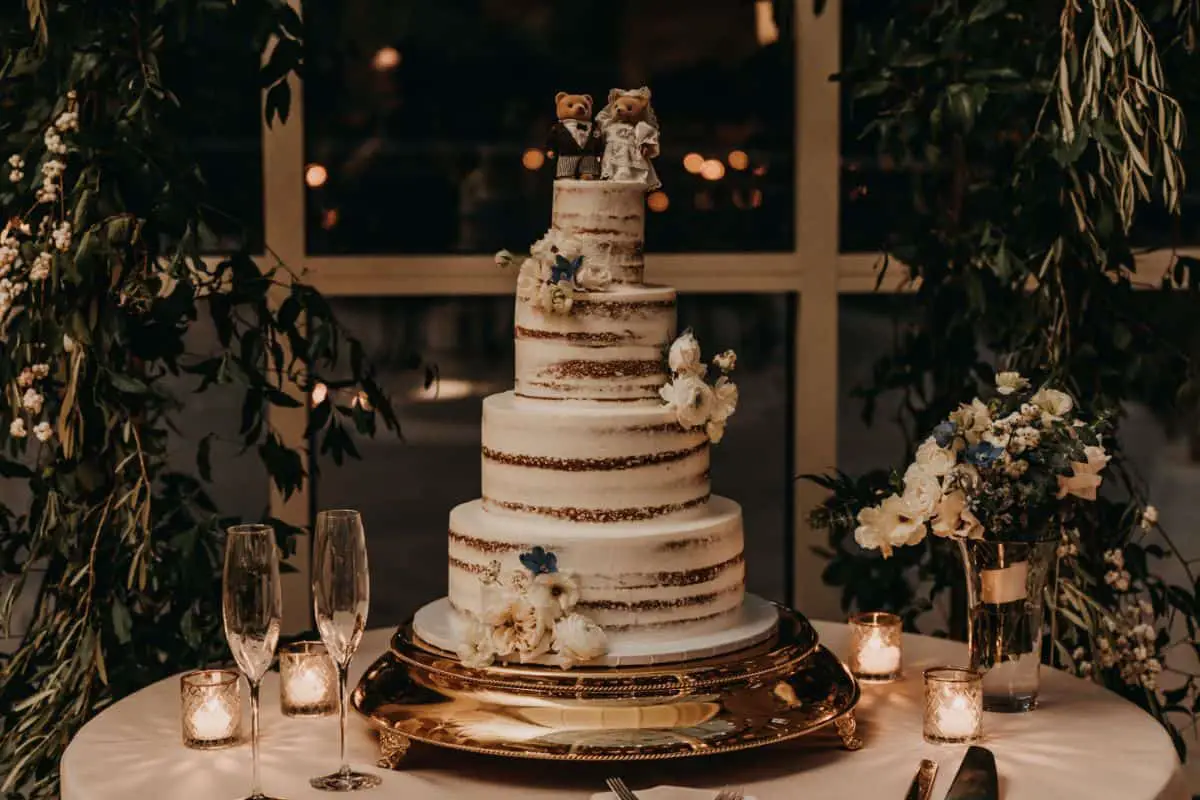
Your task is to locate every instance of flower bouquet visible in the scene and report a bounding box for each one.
[850,372,1113,710]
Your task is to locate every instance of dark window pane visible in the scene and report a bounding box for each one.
[303,0,795,256]
[162,6,264,251]
[316,293,790,628]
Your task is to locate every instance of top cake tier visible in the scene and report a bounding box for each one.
[551,179,645,284]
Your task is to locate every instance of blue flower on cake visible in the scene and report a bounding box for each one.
[660,331,738,444]
[519,545,558,575]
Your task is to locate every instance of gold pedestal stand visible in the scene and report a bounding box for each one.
[352,604,861,768]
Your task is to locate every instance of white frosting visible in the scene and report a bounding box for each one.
[448,496,745,633]
[551,179,645,284]
[514,284,675,402]
[481,391,710,521]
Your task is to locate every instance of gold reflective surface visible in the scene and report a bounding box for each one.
[352,605,861,761]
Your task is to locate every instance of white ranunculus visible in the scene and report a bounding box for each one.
[529,571,581,616]
[931,490,984,539]
[552,613,608,668]
[668,331,703,376]
[914,437,956,477]
[900,464,942,519]
[483,594,544,658]
[854,493,926,558]
[660,374,715,429]
[453,613,497,669]
[710,376,738,423]
[949,399,991,445]
[1057,444,1109,501]
[995,371,1030,395]
[573,261,613,292]
[530,230,583,263]
[1031,387,1073,420]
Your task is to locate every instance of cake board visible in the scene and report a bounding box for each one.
[352,602,862,767]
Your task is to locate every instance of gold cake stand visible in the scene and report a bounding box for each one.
[352,604,862,767]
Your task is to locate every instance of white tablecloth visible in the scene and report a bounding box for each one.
[61,622,1187,799]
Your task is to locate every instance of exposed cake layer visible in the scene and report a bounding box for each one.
[482,391,709,523]
[448,496,745,633]
[514,285,675,403]
[552,179,645,284]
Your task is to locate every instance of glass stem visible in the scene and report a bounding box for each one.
[250,678,263,797]
[337,661,349,776]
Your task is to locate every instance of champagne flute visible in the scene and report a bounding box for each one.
[310,509,381,791]
[222,524,284,800]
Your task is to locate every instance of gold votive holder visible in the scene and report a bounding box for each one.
[279,640,337,717]
[848,611,903,683]
[923,666,984,744]
[180,669,241,749]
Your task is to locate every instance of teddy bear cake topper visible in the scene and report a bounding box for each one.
[547,86,660,192]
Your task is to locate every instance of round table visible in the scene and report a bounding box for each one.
[61,622,1186,800]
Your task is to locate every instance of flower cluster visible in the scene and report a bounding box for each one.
[454,546,608,670]
[1074,586,1163,691]
[658,331,738,443]
[855,373,1110,555]
[495,229,612,316]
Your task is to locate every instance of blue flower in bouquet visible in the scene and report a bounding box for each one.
[519,546,558,575]
[932,421,956,448]
[963,441,1003,467]
[550,255,582,285]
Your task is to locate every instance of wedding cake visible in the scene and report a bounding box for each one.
[415,88,777,669]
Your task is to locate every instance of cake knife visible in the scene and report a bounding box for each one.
[904,759,937,800]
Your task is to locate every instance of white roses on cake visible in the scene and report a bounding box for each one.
[660,331,738,444]
[454,550,607,670]
[498,228,617,316]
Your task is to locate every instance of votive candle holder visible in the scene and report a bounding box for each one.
[279,640,337,717]
[923,666,984,744]
[848,611,903,683]
[181,669,241,749]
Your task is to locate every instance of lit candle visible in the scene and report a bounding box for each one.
[180,669,241,749]
[848,611,903,682]
[924,666,983,744]
[280,641,337,717]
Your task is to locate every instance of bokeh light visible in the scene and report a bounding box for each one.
[647,191,670,212]
[728,150,749,170]
[372,47,401,71]
[700,159,725,181]
[682,153,705,174]
[522,148,546,171]
[304,163,328,188]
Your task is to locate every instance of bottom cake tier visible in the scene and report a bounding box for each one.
[447,496,745,635]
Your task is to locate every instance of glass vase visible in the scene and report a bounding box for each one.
[958,536,1056,712]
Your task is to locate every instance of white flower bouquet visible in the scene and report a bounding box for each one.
[853,372,1111,557]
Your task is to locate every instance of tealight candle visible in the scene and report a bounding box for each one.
[848,611,903,683]
[181,669,241,749]
[923,666,983,744]
[280,641,337,717]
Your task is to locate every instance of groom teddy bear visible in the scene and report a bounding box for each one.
[546,92,603,180]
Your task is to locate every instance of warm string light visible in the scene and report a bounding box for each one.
[700,159,725,181]
[682,153,704,174]
[372,47,401,71]
[320,208,339,230]
[727,150,749,170]
[304,163,328,188]
[522,148,545,170]
[647,191,669,212]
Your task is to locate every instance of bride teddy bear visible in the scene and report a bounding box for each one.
[596,87,661,191]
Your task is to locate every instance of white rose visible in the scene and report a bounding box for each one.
[660,374,715,429]
[949,399,991,445]
[453,614,496,669]
[1031,388,1073,420]
[668,331,703,376]
[914,437,956,477]
[995,371,1030,395]
[33,421,51,442]
[900,464,942,519]
[854,493,926,559]
[552,613,607,668]
[710,376,738,424]
[706,419,726,444]
[529,571,581,616]
[9,418,26,438]
[494,249,518,269]
[483,594,544,658]
[573,261,612,292]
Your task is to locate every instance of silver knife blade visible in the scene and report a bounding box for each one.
[944,746,999,800]
[904,759,938,800]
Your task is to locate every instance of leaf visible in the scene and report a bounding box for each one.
[111,600,132,645]
[108,372,149,394]
[197,434,213,482]
[967,0,1006,25]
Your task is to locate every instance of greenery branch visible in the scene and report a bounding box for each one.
[0,2,428,796]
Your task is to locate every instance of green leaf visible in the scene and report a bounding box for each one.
[265,81,291,127]
[111,600,132,645]
[197,434,213,482]
[108,372,149,394]
[967,0,1006,25]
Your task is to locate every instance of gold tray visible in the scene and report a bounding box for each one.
[352,605,863,765]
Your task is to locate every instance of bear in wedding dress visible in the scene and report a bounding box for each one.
[597,87,661,191]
